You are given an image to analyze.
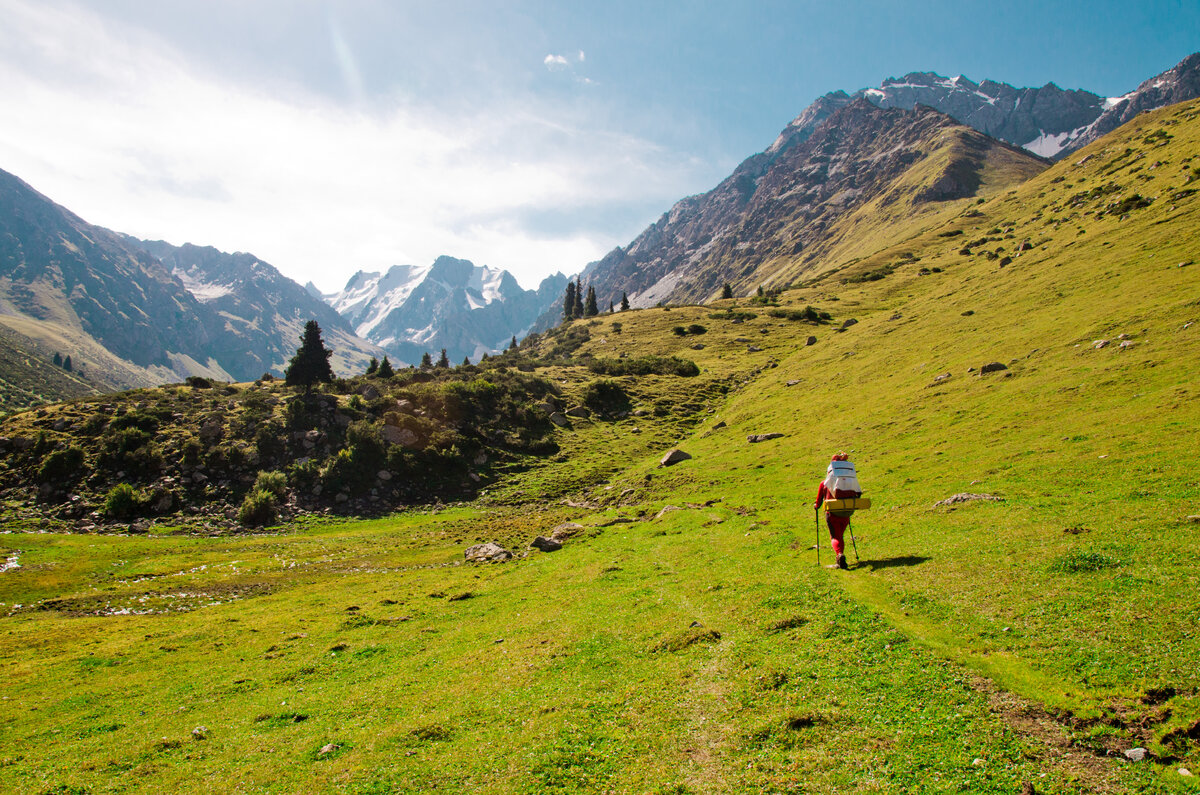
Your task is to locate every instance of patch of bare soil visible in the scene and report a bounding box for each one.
[965,672,1129,793]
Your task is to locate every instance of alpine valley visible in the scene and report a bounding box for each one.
[1,50,1199,795]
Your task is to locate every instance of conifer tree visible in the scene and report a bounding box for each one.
[365,356,379,376]
[436,348,450,368]
[721,282,733,299]
[620,292,630,311]
[584,285,599,317]
[284,320,333,392]
[509,335,518,350]
[608,300,615,313]
[462,355,471,367]
[63,355,72,372]
[377,356,394,378]
[52,352,62,367]
[420,352,433,369]
[573,278,585,318]
[563,281,577,322]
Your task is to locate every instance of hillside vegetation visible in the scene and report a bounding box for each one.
[0,101,1199,793]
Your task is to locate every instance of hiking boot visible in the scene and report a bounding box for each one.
[836,554,848,570]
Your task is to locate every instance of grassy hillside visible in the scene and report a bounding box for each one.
[1,101,1199,793]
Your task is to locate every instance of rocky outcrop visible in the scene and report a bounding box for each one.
[465,542,512,563]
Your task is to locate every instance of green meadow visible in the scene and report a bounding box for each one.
[2,102,1200,793]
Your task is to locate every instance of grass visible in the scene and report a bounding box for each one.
[2,100,1200,792]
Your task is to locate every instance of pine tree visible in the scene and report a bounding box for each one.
[563,281,577,322]
[377,356,394,378]
[436,348,450,368]
[608,300,615,313]
[573,278,584,318]
[757,285,765,297]
[284,320,334,392]
[365,356,379,376]
[420,352,433,369]
[63,355,73,372]
[462,356,471,367]
[620,292,630,311]
[509,335,518,350]
[584,285,598,317]
[52,352,62,367]
[721,282,733,299]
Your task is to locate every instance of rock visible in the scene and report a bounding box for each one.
[805,336,817,346]
[712,420,727,430]
[1017,240,1033,251]
[377,470,392,482]
[1117,333,1131,340]
[747,433,785,443]
[1093,339,1110,349]
[928,372,952,387]
[691,343,705,350]
[473,452,487,466]
[747,345,763,352]
[979,362,1008,374]
[381,425,419,447]
[659,449,692,467]
[465,542,512,563]
[1188,515,1200,523]
[933,493,1004,508]
[192,726,207,740]
[786,380,801,386]
[530,536,562,552]
[734,337,750,343]
[1179,767,1192,777]
[972,757,985,766]
[840,318,858,330]
[550,522,586,541]
[359,384,381,400]
[889,313,902,321]
[549,412,570,427]
[565,406,591,418]
[1119,340,1134,350]
[1124,747,1148,762]
[655,505,683,520]
[319,743,338,757]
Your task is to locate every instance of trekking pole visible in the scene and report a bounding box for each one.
[815,507,820,567]
[848,518,860,566]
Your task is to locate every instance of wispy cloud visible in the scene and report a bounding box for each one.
[0,2,695,291]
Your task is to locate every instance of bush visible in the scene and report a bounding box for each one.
[185,376,213,389]
[254,470,288,500]
[37,446,85,484]
[580,379,631,416]
[768,306,831,323]
[105,483,142,520]
[588,356,700,377]
[238,488,278,527]
[686,324,707,335]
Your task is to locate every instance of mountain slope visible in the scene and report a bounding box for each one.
[0,168,227,385]
[574,100,1047,310]
[326,256,567,365]
[133,239,384,379]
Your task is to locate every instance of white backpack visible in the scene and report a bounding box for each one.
[824,460,862,498]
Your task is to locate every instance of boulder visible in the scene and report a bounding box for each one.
[659,449,692,467]
[549,522,586,541]
[1124,748,1148,762]
[747,345,763,352]
[359,384,381,400]
[565,406,591,418]
[655,505,683,520]
[530,536,563,552]
[1093,339,1110,349]
[747,433,785,443]
[933,493,1004,508]
[465,542,512,563]
[979,362,1008,375]
[806,336,817,346]
[840,318,858,330]
[377,470,393,482]
[549,412,570,428]
[381,425,419,447]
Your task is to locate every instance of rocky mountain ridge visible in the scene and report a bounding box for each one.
[324,256,567,366]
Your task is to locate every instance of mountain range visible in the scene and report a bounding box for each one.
[324,258,567,366]
[1,52,1198,408]
[559,51,1200,314]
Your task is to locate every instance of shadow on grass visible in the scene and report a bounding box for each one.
[856,555,930,571]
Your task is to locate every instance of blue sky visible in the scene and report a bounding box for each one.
[0,0,1195,291]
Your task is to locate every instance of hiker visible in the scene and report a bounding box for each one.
[815,451,861,570]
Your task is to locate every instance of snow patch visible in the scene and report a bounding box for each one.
[0,552,19,574]
[1022,124,1090,158]
[1104,92,1135,109]
[173,267,232,302]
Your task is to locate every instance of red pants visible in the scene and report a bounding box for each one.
[826,513,850,555]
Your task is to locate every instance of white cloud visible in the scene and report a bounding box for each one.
[0,1,700,292]
[543,53,570,69]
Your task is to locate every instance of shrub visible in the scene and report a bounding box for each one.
[686,324,707,335]
[185,376,212,389]
[588,356,699,377]
[105,483,142,520]
[768,306,830,323]
[672,326,688,336]
[37,446,85,484]
[238,488,278,527]
[580,379,631,416]
[254,470,288,500]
